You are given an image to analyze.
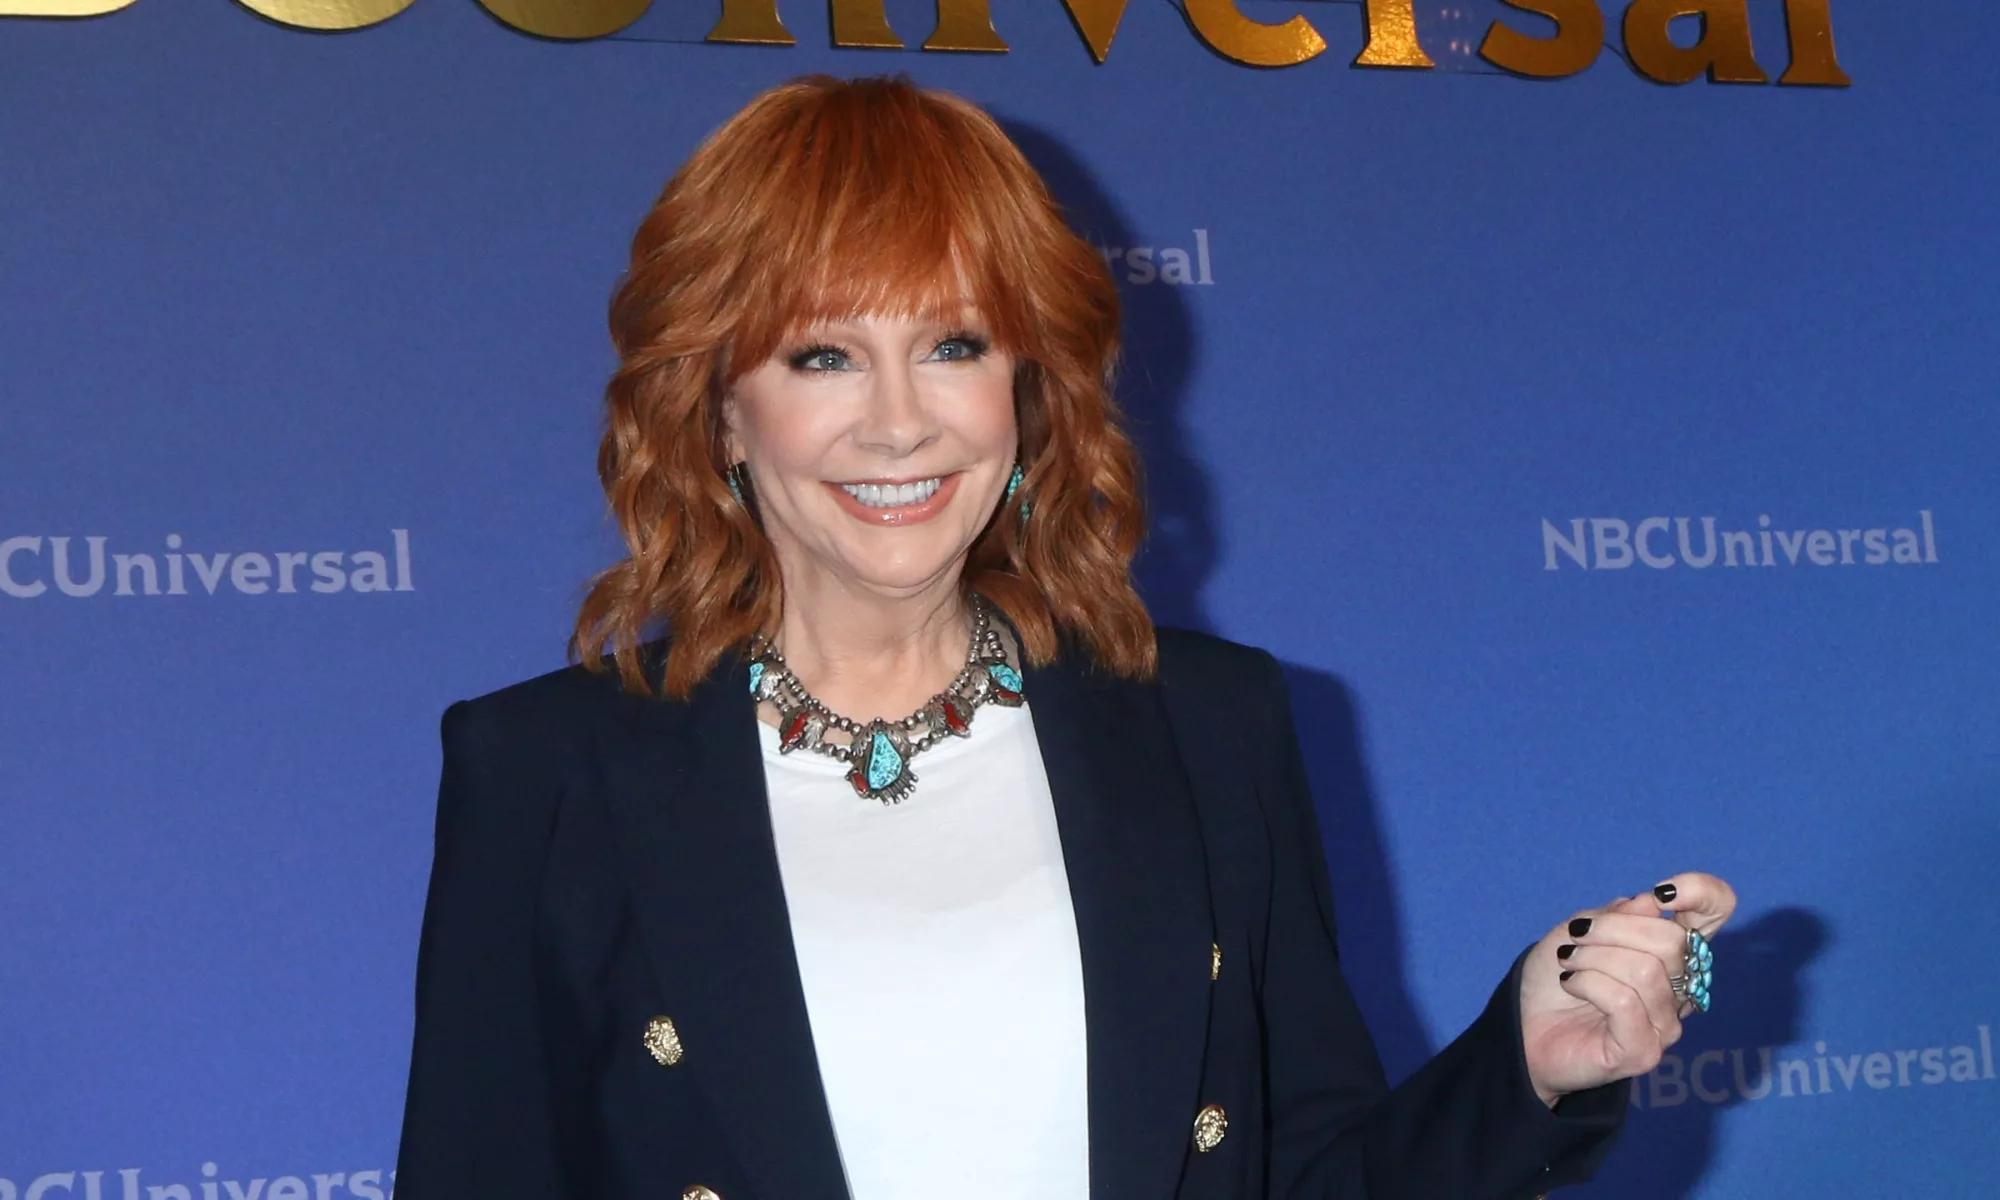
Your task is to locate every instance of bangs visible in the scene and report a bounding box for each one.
[709,77,1049,378]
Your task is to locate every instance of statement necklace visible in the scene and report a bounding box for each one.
[746,595,1025,804]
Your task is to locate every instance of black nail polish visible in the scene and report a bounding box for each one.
[1568,917,1592,939]
[1560,970,1574,983]
[1655,882,1678,904]
[1557,943,1575,961]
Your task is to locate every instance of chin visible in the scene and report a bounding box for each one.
[833,535,974,594]
[844,559,968,595]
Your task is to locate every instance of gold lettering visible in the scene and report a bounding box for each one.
[233,0,413,28]
[1056,0,1124,62]
[924,0,1007,51]
[0,0,136,13]
[829,0,902,47]
[1184,0,1324,66]
[1480,0,1603,78]
[1354,0,1434,68]
[477,0,649,38]
[707,0,795,44]
[1060,0,1423,66]
[1623,0,1768,84]
[1778,0,1848,86]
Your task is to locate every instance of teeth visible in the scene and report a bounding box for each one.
[841,477,943,509]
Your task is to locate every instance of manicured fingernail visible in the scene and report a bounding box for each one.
[1654,882,1678,904]
[1556,943,1576,961]
[1560,970,1574,983]
[1568,917,1592,938]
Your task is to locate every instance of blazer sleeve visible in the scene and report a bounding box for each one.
[1249,651,1626,1200]
[394,699,570,1200]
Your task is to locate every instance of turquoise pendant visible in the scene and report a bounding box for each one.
[866,731,903,789]
[847,725,916,803]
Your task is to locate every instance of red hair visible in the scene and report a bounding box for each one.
[572,75,1155,698]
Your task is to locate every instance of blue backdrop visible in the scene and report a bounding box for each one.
[4,1,1995,1196]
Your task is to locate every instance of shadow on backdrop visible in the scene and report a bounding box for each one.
[1281,663,1440,1083]
[1577,906,1830,1198]
[1000,118,1214,632]
[1009,116,1439,1100]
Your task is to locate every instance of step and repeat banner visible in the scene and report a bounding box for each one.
[4,1,1995,1196]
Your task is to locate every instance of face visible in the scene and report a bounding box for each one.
[723,311,1018,603]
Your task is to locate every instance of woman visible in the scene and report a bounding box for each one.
[394,75,1734,1200]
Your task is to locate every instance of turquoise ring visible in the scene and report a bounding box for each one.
[1671,927,1715,1014]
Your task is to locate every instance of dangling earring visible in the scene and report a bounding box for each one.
[1005,463,1031,523]
[726,461,748,508]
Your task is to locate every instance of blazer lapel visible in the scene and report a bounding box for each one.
[596,653,850,1200]
[1026,653,1216,1200]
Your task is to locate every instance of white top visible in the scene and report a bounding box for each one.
[760,700,1091,1200]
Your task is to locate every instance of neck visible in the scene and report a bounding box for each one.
[766,576,975,724]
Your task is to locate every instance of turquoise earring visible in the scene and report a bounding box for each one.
[1005,463,1031,523]
[726,461,747,507]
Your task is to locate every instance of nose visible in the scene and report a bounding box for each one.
[852,355,939,460]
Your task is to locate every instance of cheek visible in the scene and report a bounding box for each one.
[758,415,845,475]
[734,381,846,472]
[951,366,1019,451]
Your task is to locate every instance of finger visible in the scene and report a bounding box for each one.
[1563,911,1687,993]
[1605,893,1666,918]
[1558,896,1644,934]
[1559,967,1667,1078]
[1648,872,1738,937]
[1560,943,1684,1050]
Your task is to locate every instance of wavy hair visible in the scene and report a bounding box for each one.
[572,75,1154,698]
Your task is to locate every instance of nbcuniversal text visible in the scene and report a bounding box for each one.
[1541,511,1941,572]
[0,532,413,599]
[0,1168,392,1200]
[1630,1024,1996,1110]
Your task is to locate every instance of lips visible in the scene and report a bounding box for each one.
[824,471,963,526]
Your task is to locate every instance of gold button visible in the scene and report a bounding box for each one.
[1192,1103,1228,1152]
[1211,942,1222,981]
[682,1187,719,1200]
[644,1016,684,1067]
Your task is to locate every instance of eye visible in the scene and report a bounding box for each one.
[787,343,853,373]
[931,332,991,363]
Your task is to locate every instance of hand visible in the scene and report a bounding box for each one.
[1518,871,1738,1107]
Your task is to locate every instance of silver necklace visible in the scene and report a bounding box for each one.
[746,595,1024,803]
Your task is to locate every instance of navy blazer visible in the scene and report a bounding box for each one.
[394,627,1626,1200]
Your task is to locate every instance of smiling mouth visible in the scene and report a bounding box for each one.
[837,477,945,509]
